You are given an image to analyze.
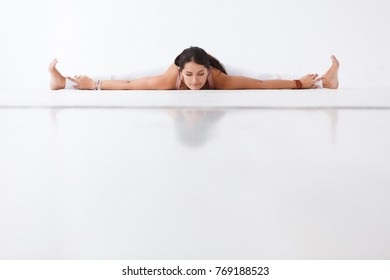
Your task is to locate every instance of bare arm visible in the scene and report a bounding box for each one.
[212,69,323,90]
[100,75,175,90]
[69,64,178,90]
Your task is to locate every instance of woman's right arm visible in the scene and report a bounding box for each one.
[69,64,178,90]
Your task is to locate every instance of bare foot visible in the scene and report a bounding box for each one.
[49,59,66,90]
[322,55,339,89]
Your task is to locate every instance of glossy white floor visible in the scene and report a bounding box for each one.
[1,89,390,259]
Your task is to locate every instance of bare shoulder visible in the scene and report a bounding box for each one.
[163,64,180,77]
[210,67,228,89]
[154,64,178,89]
[159,64,179,88]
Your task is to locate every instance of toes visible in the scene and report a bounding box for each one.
[49,59,58,71]
[331,55,340,65]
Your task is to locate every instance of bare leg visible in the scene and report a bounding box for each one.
[322,55,339,89]
[49,59,66,90]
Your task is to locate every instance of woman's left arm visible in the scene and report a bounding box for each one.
[212,69,323,90]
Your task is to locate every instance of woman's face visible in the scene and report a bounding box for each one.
[181,61,210,90]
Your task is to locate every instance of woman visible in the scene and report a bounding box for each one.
[49,46,339,90]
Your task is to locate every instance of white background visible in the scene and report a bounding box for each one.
[0,0,389,90]
[1,260,390,280]
[1,1,390,274]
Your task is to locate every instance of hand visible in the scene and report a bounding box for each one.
[299,74,324,89]
[66,75,94,90]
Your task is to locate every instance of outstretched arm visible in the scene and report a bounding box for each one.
[212,69,323,90]
[68,64,178,90]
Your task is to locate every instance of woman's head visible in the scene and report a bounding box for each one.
[174,46,227,90]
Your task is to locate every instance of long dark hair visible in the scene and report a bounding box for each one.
[174,46,227,74]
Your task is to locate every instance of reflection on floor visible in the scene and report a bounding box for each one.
[0,90,390,259]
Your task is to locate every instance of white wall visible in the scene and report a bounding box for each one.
[1,0,390,89]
